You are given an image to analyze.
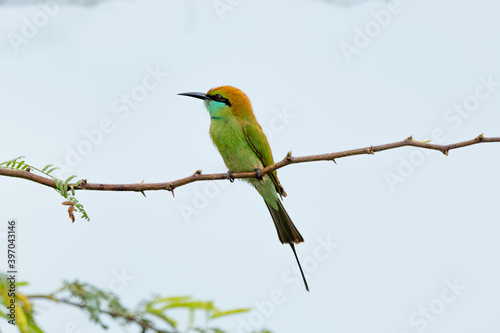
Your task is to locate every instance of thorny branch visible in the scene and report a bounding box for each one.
[1,135,499,195]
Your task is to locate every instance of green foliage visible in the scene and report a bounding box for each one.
[55,280,129,329]
[0,274,43,333]
[143,295,251,332]
[0,156,89,221]
[0,274,271,333]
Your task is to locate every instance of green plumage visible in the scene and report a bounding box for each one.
[207,92,302,244]
[179,86,309,291]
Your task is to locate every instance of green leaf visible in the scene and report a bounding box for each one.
[16,161,25,169]
[151,296,192,304]
[46,167,59,175]
[42,164,53,172]
[70,186,75,196]
[211,308,250,319]
[15,305,28,333]
[1,156,24,166]
[65,175,78,183]
[26,321,44,333]
[146,309,178,328]
[55,180,62,193]
[208,328,226,333]
[62,183,68,198]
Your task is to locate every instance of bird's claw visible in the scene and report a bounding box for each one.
[254,168,263,180]
[227,170,234,183]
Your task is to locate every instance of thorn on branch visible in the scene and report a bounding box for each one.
[332,159,337,164]
[140,180,147,197]
[1,135,499,211]
[167,183,175,197]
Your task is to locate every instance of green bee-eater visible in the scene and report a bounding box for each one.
[179,86,309,291]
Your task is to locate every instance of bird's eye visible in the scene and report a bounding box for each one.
[214,94,222,101]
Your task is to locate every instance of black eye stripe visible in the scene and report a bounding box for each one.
[209,94,231,106]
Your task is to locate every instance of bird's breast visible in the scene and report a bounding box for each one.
[209,119,262,172]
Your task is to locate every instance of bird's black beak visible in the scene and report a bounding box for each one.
[178,92,210,101]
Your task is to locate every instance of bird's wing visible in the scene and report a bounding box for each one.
[243,123,287,197]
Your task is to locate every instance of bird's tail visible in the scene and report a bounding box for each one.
[265,200,309,291]
[265,199,303,244]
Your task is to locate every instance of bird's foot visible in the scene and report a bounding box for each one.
[227,170,234,183]
[254,168,263,180]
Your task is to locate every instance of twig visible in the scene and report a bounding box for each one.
[28,294,171,333]
[1,135,499,193]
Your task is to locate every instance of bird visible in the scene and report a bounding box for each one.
[179,86,309,291]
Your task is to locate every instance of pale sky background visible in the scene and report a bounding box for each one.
[1,0,500,332]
